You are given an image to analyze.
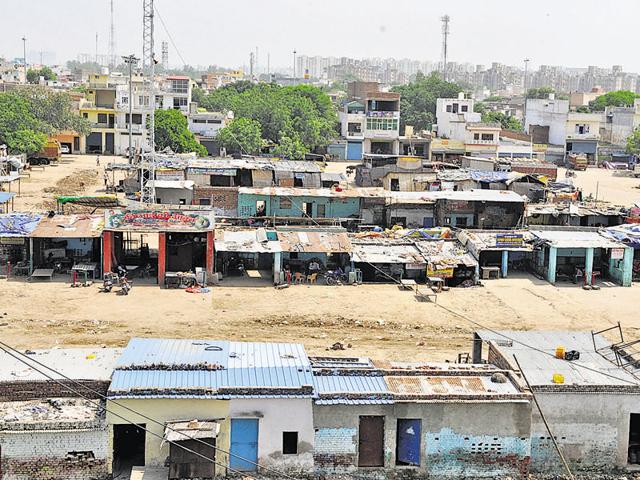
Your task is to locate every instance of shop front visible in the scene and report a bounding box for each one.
[103,209,215,286]
[0,213,42,277]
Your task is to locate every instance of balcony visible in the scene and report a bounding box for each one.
[566,133,600,141]
[366,110,400,118]
[466,139,498,145]
[364,129,399,140]
[80,99,116,111]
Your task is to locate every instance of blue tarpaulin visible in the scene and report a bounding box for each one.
[0,213,43,237]
[469,170,511,183]
[603,224,640,249]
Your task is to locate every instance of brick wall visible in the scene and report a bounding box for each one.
[0,428,109,480]
[313,427,357,474]
[0,381,109,402]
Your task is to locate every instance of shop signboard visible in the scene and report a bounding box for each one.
[105,209,214,232]
[427,264,454,278]
[611,248,625,260]
[495,233,524,248]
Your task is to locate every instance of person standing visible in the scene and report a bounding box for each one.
[96,154,100,166]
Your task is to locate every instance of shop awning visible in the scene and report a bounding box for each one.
[30,215,105,238]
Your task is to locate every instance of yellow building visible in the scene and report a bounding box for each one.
[79,74,117,154]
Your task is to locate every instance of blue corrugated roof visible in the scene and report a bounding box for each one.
[312,373,392,404]
[109,338,313,399]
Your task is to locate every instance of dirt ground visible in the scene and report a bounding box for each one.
[2,156,640,359]
[1,274,639,361]
[557,166,640,206]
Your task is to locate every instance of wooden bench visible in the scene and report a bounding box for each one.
[399,279,417,291]
[481,266,501,280]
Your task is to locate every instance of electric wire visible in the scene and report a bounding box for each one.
[153,3,188,68]
[0,340,302,480]
[0,344,257,479]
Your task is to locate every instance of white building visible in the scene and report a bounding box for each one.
[565,111,603,164]
[434,93,481,141]
[524,95,569,146]
[158,76,192,113]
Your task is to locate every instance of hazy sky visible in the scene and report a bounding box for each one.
[4,0,640,71]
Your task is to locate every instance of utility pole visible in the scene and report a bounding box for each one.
[95,33,99,64]
[293,49,297,83]
[267,53,271,82]
[21,37,27,83]
[122,54,139,164]
[523,58,531,124]
[249,51,255,81]
[441,15,450,81]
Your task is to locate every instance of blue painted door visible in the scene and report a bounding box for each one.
[396,419,421,466]
[230,419,259,471]
[423,217,434,228]
[347,141,363,161]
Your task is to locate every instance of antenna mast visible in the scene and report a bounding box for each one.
[441,15,450,81]
[108,0,116,67]
[141,0,156,204]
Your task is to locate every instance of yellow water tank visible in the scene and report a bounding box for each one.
[552,373,565,384]
[555,346,565,359]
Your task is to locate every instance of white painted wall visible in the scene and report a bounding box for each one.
[229,398,314,473]
[525,98,569,146]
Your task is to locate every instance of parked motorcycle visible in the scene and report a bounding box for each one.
[102,272,119,292]
[322,268,348,286]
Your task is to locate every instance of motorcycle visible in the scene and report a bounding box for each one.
[102,272,119,292]
[322,268,348,286]
[118,277,132,295]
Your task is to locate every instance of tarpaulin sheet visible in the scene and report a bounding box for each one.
[469,170,511,183]
[0,213,42,237]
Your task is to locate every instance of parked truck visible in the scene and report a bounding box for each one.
[28,139,61,166]
[566,153,588,171]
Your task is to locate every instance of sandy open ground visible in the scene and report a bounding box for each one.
[2,156,640,359]
[1,275,638,361]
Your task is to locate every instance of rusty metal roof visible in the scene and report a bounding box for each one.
[385,375,521,396]
[30,214,105,238]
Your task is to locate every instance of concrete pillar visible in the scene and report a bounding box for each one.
[273,252,282,283]
[622,247,634,287]
[158,232,167,286]
[547,246,557,284]
[206,231,214,277]
[584,247,594,286]
[501,250,509,278]
[102,231,113,275]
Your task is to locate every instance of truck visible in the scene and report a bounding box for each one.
[566,153,588,171]
[28,139,61,166]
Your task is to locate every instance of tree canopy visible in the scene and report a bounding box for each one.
[390,72,462,133]
[0,86,90,154]
[481,111,523,131]
[198,82,337,156]
[217,118,263,156]
[153,109,207,156]
[589,90,640,111]
[526,87,556,99]
[26,66,57,84]
[626,127,640,156]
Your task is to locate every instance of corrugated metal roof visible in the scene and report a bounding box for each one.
[388,189,526,205]
[0,192,16,203]
[0,348,122,382]
[278,231,352,254]
[477,330,640,388]
[350,242,425,264]
[313,373,392,404]
[214,228,282,253]
[238,187,386,198]
[530,228,625,249]
[30,215,104,238]
[385,375,520,396]
[109,338,314,399]
[458,229,534,252]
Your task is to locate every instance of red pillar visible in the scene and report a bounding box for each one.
[206,231,214,278]
[158,232,167,286]
[103,231,113,275]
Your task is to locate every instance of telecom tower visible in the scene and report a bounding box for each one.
[108,0,116,67]
[141,0,156,204]
[441,15,450,81]
[161,41,169,71]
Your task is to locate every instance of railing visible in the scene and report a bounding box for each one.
[366,110,400,118]
[347,131,364,137]
[467,139,498,145]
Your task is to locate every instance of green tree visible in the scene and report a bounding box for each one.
[4,130,47,154]
[589,90,640,111]
[481,111,523,131]
[217,118,263,155]
[153,109,207,155]
[272,131,308,159]
[26,66,57,83]
[576,105,591,113]
[200,82,337,153]
[526,87,556,99]
[391,72,462,133]
[626,127,640,156]
[474,101,487,114]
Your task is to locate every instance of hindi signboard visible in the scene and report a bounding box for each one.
[495,233,524,248]
[105,209,214,232]
[427,264,455,278]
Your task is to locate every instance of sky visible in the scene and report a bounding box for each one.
[4,0,640,72]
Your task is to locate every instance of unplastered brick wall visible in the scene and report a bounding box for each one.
[313,427,357,473]
[0,381,109,402]
[0,428,109,480]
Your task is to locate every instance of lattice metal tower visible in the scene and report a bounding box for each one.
[441,15,450,81]
[161,41,168,71]
[108,0,116,67]
[140,0,156,204]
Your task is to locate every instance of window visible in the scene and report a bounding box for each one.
[481,133,494,141]
[461,105,468,112]
[173,97,188,109]
[282,432,298,455]
[455,216,468,227]
[279,198,292,209]
[474,133,480,140]
[452,103,459,113]
[121,96,128,105]
[97,113,108,124]
[170,79,189,94]
[138,95,149,107]
[575,124,590,134]
[446,105,452,113]
[126,113,143,125]
[82,112,88,119]
[366,118,398,131]
[317,204,326,217]
[179,199,186,205]
[294,177,304,187]
[199,198,211,205]
[390,178,400,191]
